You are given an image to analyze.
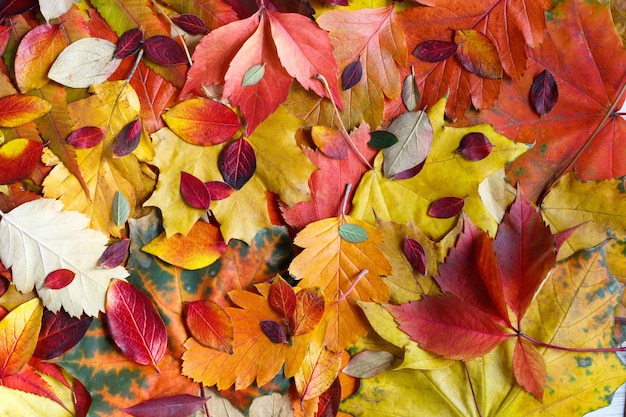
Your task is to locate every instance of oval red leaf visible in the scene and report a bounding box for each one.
[457,132,493,161]
[0,139,44,185]
[123,394,209,417]
[180,171,212,210]
[427,196,465,218]
[113,118,142,158]
[289,287,325,337]
[105,280,167,370]
[219,138,256,190]
[260,320,289,345]
[403,237,427,276]
[185,301,234,354]
[66,126,106,149]
[413,40,458,62]
[143,35,187,66]
[392,161,425,180]
[171,14,208,35]
[341,59,362,90]
[43,268,75,289]
[311,126,349,159]
[204,181,234,201]
[0,0,37,17]
[34,309,93,359]
[269,276,297,319]
[114,28,143,59]
[530,69,558,116]
[99,239,130,268]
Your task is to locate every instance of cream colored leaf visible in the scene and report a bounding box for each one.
[48,38,121,88]
[40,0,74,23]
[0,199,129,317]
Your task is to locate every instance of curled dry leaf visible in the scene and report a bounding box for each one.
[143,35,187,66]
[457,132,493,161]
[185,301,234,354]
[413,40,458,62]
[43,269,76,290]
[114,28,143,59]
[113,118,142,158]
[66,126,106,149]
[219,138,257,190]
[342,59,363,90]
[427,196,465,218]
[172,14,208,35]
[530,69,558,116]
[180,171,212,210]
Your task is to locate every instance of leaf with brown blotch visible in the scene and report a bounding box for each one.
[43,269,75,290]
[427,196,465,218]
[413,40,457,62]
[99,239,130,268]
[529,69,558,116]
[143,36,188,66]
[185,300,234,354]
[34,309,92,359]
[179,171,212,210]
[162,98,241,146]
[123,394,209,417]
[0,298,42,377]
[453,29,502,79]
[113,118,143,158]
[106,280,167,371]
[269,276,297,320]
[311,126,349,159]
[219,138,257,190]
[289,287,325,337]
[512,337,547,401]
[66,126,106,149]
[457,132,492,161]
[260,320,289,345]
[172,14,208,35]
[114,28,143,59]
[0,139,44,185]
[403,237,427,276]
[0,94,51,127]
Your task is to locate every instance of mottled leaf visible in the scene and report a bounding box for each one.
[311,125,349,159]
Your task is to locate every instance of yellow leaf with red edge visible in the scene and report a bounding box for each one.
[0,94,51,127]
[0,298,43,377]
[182,284,326,390]
[290,215,391,351]
[454,29,503,79]
[15,24,67,93]
[294,344,342,401]
[185,300,234,354]
[0,139,44,185]
[142,221,227,270]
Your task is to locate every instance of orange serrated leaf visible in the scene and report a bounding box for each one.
[289,287,325,337]
[0,298,43,377]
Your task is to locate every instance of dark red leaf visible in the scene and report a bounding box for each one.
[413,40,458,62]
[260,320,289,345]
[66,126,106,149]
[219,138,256,190]
[403,237,427,275]
[99,239,130,268]
[393,161,425,180]
[0,276,9,297]
[180,171,212,210]
[265,0,315,18]
[113,118,142,157]
[72,376,92,417]
[342,59,362,90]
[457,132,492,161]
[143,35,187,66]
[530,69,558,116]
[427,196,465,218]
[0,0,37,17]
[171,14,208,35]
[269,276,296,319]
[105,280,168,370]
[114,28,143,59]
[204,181,235,200]
[43,269,75,290]
[122,394,209,417]
[0,307,8,321]
[34,310,93,359]
[316,377,342,417]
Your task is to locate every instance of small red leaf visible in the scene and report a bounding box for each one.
[316,377,342,417]
[289,287,325,337]
[269,276,297,319]
[0,139,44,185]
[34,310,93,359]
[260,320,289,345]
[204,181,234,200]
[144,35,187,66]
[185,301,234,354]
[341,59,362,90]
[0,0,37,17]
[427,196,465,218]
[180,171,212,210]
[43,269,75,290]
[172,14,208,35]
[105,280,167,370]
[72,376,92,417]
[413,40,458,62]
[66,126,106,149]
[122,394,209,417]
[113,118,142,157]
[219,138,256,190]
[99,239,130,268]
[457,132,492,161]
[403,237,427,275]
[114,28,143,59]
[513,338,547,400]
[530,69,558,116]
[393,161,425,180]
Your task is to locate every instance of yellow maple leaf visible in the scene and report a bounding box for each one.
[290,215,391,352]
[351,97,529,239]
[42,81,154,237]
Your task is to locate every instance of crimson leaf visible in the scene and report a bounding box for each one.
[143,35,187,66]
[413,40,457,62]
[114,28,143,59]
[530,69,558,116]
[219,138,256,190]
[34,309,93,359]
[113,118,142,157]
[180,171,212,210]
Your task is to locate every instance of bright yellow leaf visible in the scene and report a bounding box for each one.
[351,97,529,239]
[294,343,342,401]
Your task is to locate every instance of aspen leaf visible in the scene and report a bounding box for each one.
[48,38,122,88]
[0,198,129,317]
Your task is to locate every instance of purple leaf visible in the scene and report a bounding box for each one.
[342,59,362,90]
[99,239,130,268]
[143,35,187,66]
[34,309,93,359]
[113,119,142,158]
[413,40,458,62]
[219,138,256,190]
[428,196,465,218]
[0,0,37,18]
[260,320,289,344]
[171,14,208,35]
[403,237,427,275]
[114,28,143,59]
[530,69,558,116]
[122,394,209,417]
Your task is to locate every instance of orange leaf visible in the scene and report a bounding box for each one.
[269,276,297,319]
[0,298,43,377]
[0,94,51,127]
[290,216,391,351]
[311,126,349,159]
[513,337,547,400]
[185,301,234,354]
[0,139,44,185]
[453,29,502,79]
[142,221,226,270]
[294,345,342,401]
[289,287,325,337]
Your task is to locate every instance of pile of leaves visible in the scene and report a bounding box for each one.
[0,0,624,416]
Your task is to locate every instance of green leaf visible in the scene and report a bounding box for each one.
[339,224,368,243]
[242,64,266,87]
[368,130,398,149]
[111,191,130,227]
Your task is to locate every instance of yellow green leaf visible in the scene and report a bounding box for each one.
[351,97,529,239]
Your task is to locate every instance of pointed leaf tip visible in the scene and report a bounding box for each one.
[114,28,143,59]
[180,172,212,210]
[530,69,558,116]
[172,14,208,35]
[428,197,465,218]
[113,118,142,158]
[260,320,289,345]
[342,60,363,90]
[43,269,76,289]
[219,138,256,190]
[99,239,130,268]
[185,301,234,354]
[457,132,493,161]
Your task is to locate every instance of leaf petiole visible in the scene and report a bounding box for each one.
[333,269,368,305]
[519,331,626,353]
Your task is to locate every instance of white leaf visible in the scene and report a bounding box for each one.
[478,168,515,223]
[48,38,121,88]
[383,110,433,177]
[40,0,74,23]
[342,350,395,378]
[205,389,244,417]
[0,199,128,317]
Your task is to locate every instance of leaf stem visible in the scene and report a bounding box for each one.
[106,48,144,132]
[200,384,210,417]
[519,332,626,353]
[333,269,368,305]
[314,73,373,170]
[340,183,352,216]
[462,361,483,417]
